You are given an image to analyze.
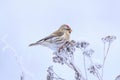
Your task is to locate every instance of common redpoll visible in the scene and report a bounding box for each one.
[29,24,72,51]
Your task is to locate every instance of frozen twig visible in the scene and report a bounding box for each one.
[88,58,102,80]
[76,41,90,80]
[83,55,88,80]
[0,35,38,80]
[47,66,65,80]
[76,41,103,80]
[115,75,120,80]
[101,36,116,78]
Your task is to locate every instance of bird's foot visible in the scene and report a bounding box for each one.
[58,41,69,52]
[58,46,64,53]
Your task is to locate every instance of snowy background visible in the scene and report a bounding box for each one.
[0,0,120,80]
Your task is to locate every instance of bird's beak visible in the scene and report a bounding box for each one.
[69,29,72,33]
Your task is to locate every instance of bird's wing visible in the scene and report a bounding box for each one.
[29,31,64,47]
[36,31,64,43]
[52,31,64,36]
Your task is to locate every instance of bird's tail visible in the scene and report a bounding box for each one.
[29,42,39,47]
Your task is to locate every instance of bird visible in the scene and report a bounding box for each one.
[29,24,72,51]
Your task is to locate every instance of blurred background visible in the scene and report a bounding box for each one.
[0,0,120,80]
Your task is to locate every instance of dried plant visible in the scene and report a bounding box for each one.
[0,35,38,80]
[101,36,116,78]
[47,35,116,80]
[115,75,120,80]
[52,40,85,80]
[0,35,117,80]
[47,66,65,80]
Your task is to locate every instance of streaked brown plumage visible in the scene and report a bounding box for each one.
[29,24,72,51]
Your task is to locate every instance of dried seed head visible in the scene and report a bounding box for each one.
[76,41,89,49]
[47,66,65,80]
[83,49,94,57]
[101,35,116,43]
[88,65,96,75]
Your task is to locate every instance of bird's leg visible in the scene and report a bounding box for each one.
[58,46,64,52]
[58,41,69,52]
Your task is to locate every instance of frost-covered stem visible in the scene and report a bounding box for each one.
[64,61,74,70]
[65,62,80,76]
[104,42,111,64]
[52,69,65,80]
[89,58,103,80]
[82,48,88,80]
[95,67,103,80]
[64,61,84,80]
[102,42,111,78]
[102,42,106,77]
[95,71,101,80]
[83,55,88,80]
[0,36,24,80]
[115,75,120,80]
[8,48,24,80]
[103,42,106,61]
[69,62,85,80]
[70,62,79,74]
[0,35,38,80]
[47,66,65,80]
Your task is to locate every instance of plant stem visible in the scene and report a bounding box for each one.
[95,71,101,80]
[1,37,38,80]
[68,62,85,80]
[102,42,111,78]
[102,42,106,77]
[89,58,103,80]
[83,55,88,80]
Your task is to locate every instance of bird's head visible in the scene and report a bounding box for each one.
[58,24,72,33]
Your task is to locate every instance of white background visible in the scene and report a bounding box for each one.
[0,0,120,80]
